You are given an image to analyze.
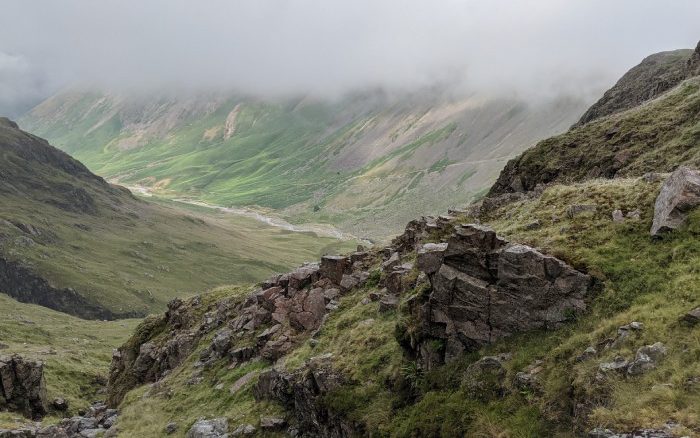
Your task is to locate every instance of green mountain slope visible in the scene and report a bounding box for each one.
[491,44,700,196]
[0,118,353,319]
[19,91,588,238]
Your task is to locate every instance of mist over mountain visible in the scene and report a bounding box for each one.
[2,0,700,115]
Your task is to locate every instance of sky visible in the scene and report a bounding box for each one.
[1,0,699,116]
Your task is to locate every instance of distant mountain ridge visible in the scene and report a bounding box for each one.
[575,43,699,126]
[20,90,589,239]
[490,41,700,196]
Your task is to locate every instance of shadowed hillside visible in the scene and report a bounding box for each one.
[0,118,354,319]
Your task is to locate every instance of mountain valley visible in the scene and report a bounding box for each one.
[1,30,700,438]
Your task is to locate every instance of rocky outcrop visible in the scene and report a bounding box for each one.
[107,299,194,406]
[107,252,376,407]
[399,224,591,369]
[576,46,696,127]
[0,256,135,320]
[0,355,47,419]
[254,355,360,437]
[650,166,700,236]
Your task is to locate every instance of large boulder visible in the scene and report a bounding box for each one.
[0,355,48,419]
[406,224,591,369]
[651,166,700,236]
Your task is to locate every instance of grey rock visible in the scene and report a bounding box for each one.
[416,243,448,275]
[378,295,399,313]
[52,397,69,411]
[212,328,234,354]
[381,252,401,272]
[637,342,667,362]
[186,418,229,438]
[231,424,255,436]
[405,224,590,369]
[612,210,625,222]
[253,357,357,437]
[651,166,700,236]
[599,356,629,373]
[626,209,641,220]
[339,274,359,292]
[576,346,597,362]
[628,342,667,376]
[384,268,413,296]
[229,371,258,394]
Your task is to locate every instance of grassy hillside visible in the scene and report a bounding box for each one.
[490,76,700,196]
[0,294,139,429]
[575,48,694,126]
[19,91,587,238]
[0,118,354,318]
[107,177,700,437]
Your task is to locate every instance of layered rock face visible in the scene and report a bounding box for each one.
[651,166,700,236]
[0,355,48,420]
[403,224,591,369]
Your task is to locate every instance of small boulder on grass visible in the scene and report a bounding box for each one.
[186,418,228,438]
[650,166,700,236]
[627,342,667,376]
[681,307,700,325]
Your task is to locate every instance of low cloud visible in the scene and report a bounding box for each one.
[1,0,699,114]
